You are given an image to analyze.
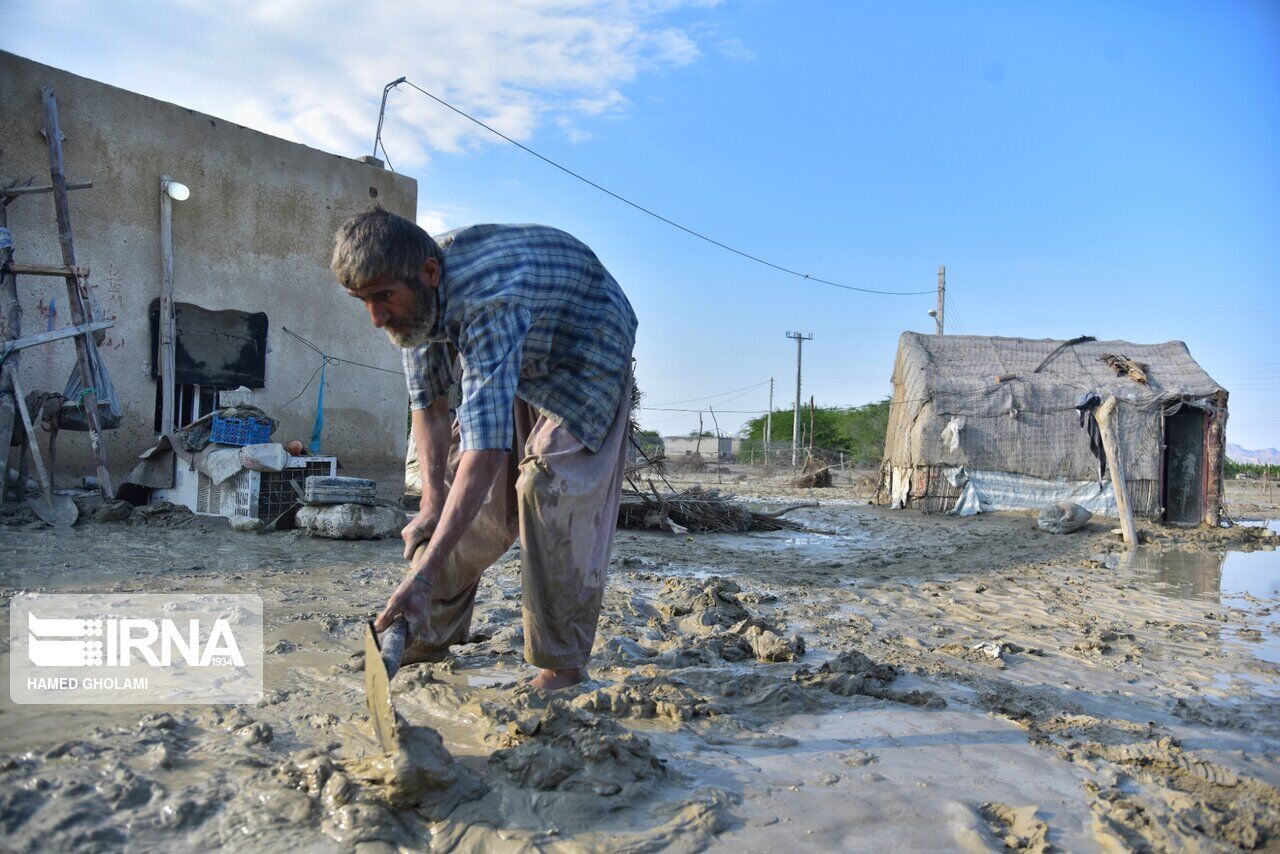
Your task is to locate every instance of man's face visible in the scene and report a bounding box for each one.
[349,259,440,348]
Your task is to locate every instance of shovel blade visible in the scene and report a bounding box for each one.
[364,620,401,755]
[25,494,78,528]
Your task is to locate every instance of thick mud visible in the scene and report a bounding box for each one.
[1,490,1278,851]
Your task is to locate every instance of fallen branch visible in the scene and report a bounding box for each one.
[752,501,819,519]
[618,486,813,533]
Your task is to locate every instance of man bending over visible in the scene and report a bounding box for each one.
[331,210,637,690]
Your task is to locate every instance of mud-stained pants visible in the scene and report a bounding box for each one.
[403,383,631,671]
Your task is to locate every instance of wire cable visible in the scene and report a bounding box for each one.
[399,80,933,297]
[284,359,327,407]
[282,326,403,376]
[648,379,769,407]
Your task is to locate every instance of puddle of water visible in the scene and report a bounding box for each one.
[444,667,520,689]
[1120,543,1280,666]
[698,530,868,557]
[1122,547,1280,601]
[703,698,1096,851]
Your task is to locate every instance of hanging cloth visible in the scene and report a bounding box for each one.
[308,359,327,454]
[1075,391,1105,482]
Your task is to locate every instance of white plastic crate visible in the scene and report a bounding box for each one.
[155,455,337,519]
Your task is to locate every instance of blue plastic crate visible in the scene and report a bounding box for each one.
[209,415,272,447]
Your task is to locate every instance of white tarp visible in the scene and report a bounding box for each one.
[888,466,912,509]
[945,467,1117,517]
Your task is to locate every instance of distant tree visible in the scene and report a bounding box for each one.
[737,399,891,465]
[634,428,663,457]
[1226,459,1274,479]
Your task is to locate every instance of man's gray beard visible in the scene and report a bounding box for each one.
[383,286,439,348]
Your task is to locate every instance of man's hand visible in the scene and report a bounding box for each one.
[374,561,434,639]
[401,507,440,560]
[376,449,507,642]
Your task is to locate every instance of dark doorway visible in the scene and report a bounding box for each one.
[1163,408,1206,525]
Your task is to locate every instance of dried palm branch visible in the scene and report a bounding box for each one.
[618,486,816,534]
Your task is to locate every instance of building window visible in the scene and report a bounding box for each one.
[154,383,224,434]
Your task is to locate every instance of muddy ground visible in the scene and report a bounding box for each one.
[1,478,1278,851]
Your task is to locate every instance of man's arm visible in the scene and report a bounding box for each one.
[376,448,506,633]
[382,302,529,636]
[403,398,451,558]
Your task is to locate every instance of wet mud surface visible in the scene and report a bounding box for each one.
[1,491,1278,851]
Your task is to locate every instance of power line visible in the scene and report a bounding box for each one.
[643,407,766,414]
[397,80,933,298]
[648,379,769,407]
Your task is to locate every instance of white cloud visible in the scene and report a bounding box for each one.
[715,37,756,62]
[1,0,730,170]
[416,209,454,236]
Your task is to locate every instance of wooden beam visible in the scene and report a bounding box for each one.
[10,372,54,507]
[1096,395,1138,546]
[42,86,114,499]
[2,319,114,355]
[5,262,91,278]
[1203,390,1228,527]
[0,199,18,497]
[159,177,176,437]
[2,181,92,198]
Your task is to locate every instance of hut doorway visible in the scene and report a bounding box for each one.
[1163,407,1206,525]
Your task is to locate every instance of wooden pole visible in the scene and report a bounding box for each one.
[1096,396,1138,546]
[0,198,20,497]
[10,373,54,508]
[765,376,773,459]
[4,263,91,278]
[808,395,815,454]
[2,181,93,198]
[1203,391,1227,527]
[159,175,177,436]
[42,87,113,498]
[2,320,113,355]
[708,406,723,484]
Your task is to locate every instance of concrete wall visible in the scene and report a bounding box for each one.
[0,52,417,482]
[662,436,741,460]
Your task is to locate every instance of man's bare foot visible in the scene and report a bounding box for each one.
[530,668,584,691]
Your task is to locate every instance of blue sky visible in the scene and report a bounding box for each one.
[5,1,1278,447]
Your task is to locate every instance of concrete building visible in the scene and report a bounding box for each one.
[1,52,417,482]
[662,435,741,461]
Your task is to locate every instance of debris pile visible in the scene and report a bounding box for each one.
[617,487,813,534]
[294,475,402,539]
[790,453,833,488]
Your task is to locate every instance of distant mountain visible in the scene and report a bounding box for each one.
[1227,443,1280,465]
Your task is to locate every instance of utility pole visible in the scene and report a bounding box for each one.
[765,377,774,461]
[935,264,946,335]
[785,332,812,467]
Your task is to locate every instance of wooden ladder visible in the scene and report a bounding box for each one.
[0,86,115,504]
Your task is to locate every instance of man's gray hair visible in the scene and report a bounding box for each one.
[330,207,443,290]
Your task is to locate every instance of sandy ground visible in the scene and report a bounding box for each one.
[1,476,1278,851]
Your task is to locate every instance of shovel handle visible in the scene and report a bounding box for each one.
[376,542,428,680]
[379,618,408,681]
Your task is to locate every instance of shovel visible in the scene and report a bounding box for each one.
[364,616,408,754]
[363,542,426,754]
[11,374,78,528]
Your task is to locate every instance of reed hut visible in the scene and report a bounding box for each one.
[877,333,1228,525]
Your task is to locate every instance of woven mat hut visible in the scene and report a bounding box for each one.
[877,333,1228,525]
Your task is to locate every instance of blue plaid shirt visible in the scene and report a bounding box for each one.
[401,224,637,453]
